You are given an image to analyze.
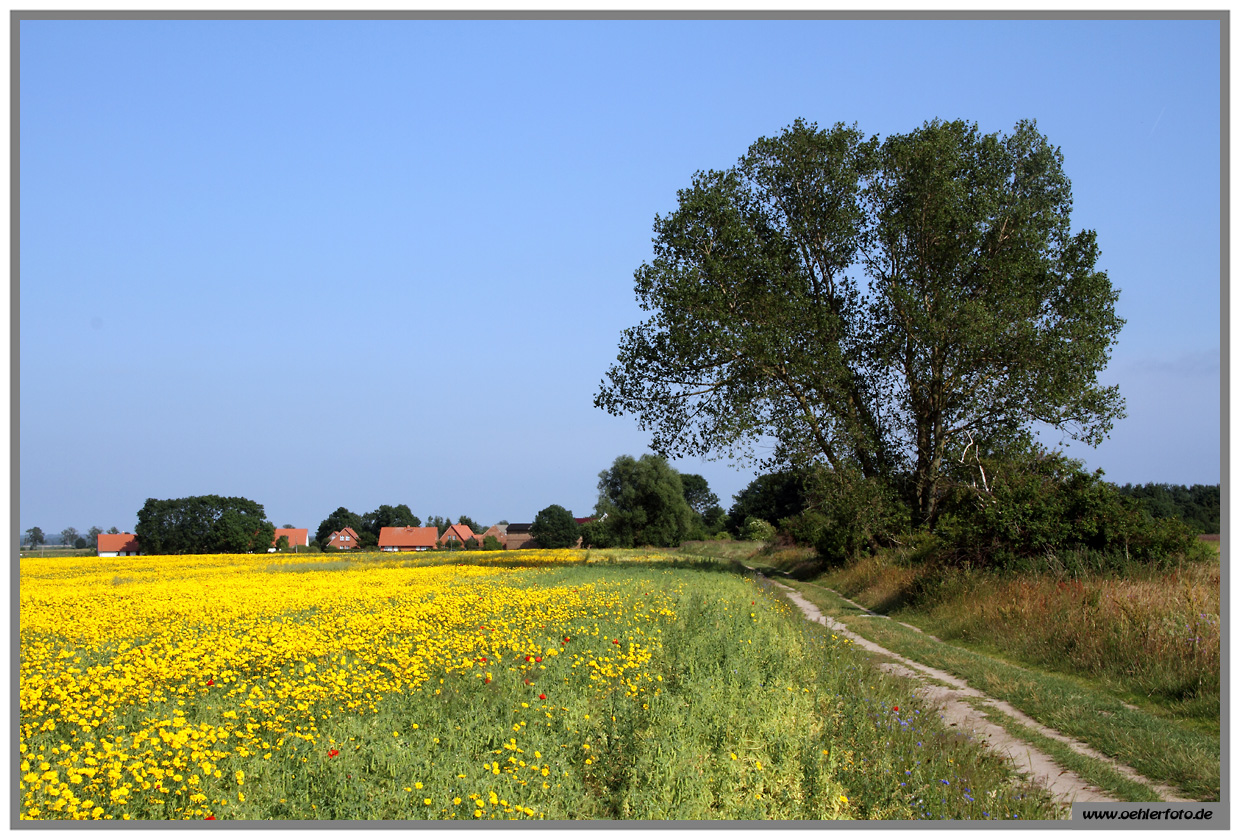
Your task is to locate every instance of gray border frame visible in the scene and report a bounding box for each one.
[10,8,1229,831]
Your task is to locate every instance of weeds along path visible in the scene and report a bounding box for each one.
[763,576,1193,807]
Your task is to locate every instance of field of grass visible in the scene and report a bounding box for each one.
[20,549,1060,821]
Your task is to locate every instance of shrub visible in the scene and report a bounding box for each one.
[932,447,1204,569]
[482,535,502,551]
[742,517,776,542]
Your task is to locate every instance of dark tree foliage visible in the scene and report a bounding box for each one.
[594,454,693,548]
[932,446,1203,569]
[24,527,45,547]
[679,474,720,517]
[275,535,291,552]
[531,505,581,549]
[88,526,103,548]
[456,515,483,535]
[579,518,614,549]
[425,516,450,537]
[1117,484,1220,535]
[315,507,367,547]
[727,470,811,537]
[596,118,1124,528]
[482,534,503,551]
[74,537,88,549]
[135,495,275,555]
[360,504,421,537]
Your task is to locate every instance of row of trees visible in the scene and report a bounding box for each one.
[134,496,276,555]
[22,526,125,549]
[1116,483,1220,535]
[314,506,496,550]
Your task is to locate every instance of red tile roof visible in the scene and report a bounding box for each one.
[98,533,139,553]
[441,523,476,544]
[272,528,308,547]
[378,526,439,549]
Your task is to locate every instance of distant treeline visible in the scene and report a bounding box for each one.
[1115,484,1220,535]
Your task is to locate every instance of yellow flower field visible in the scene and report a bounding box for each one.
[20,551,680,820]
[20,549,1059,821]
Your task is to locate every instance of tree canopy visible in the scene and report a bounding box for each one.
[596,118,1124,526]
[593,454,693,547]
[315,507,367,547]
[679,473,719,518]
[530,504,581,549]
[135,495,275,555]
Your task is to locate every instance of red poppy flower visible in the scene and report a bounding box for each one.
[328,749,340,757]
[893,706,899,712]
[563,637,570,643]
[525,656,532,662]
[539,693,546,700]
[206,679,214,686]
[535,657,542,663]
[613,639,619,644]
[484,678,491,684]
[205,816,217,820]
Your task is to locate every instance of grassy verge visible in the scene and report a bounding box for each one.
[954,698,1167,803]
[784,580,1219,802]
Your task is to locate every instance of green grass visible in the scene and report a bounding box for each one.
[954,698,1168,804]
[784,580,1219,802]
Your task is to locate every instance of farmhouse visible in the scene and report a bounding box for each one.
[325,527,362,550]
[270,528,308,551]
[439,523,477,548]
[98,533,140,556]
[378,526,439,551]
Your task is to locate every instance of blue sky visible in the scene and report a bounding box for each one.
[18,16,1223,537]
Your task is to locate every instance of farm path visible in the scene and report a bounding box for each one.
[764,577,1193,807]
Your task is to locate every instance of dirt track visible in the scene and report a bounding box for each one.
[769,579,1191,806]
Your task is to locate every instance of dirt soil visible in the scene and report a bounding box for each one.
[770,579,1192,806]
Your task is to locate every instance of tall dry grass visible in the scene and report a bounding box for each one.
[820,554,1221,724]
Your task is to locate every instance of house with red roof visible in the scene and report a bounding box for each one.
[98,533,140,556]
[478,524,505,547]
[325,527,362,550]
[439,523,477,548]
[270,528,308,552]
[378,526,439,551]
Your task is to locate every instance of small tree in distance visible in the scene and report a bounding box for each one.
[531,505,581,549]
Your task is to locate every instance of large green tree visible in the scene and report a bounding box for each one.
[135,495,275,554]
[593,454,693,548]
[678,474,719,518]
[530,504,581,549]
[596,118,1124,526]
